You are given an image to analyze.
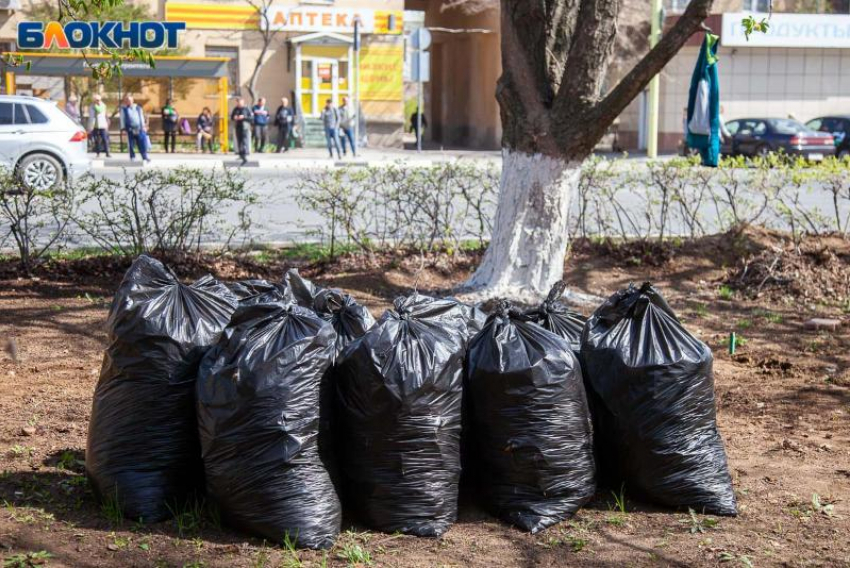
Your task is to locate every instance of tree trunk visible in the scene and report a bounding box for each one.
[465,150,580,302]
[463,0,714,302]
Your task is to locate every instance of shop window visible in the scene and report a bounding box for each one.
[665,0,691,12]
[743,0,770,12]
[205,46,240,95]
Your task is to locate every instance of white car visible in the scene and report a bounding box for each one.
[0,95,91,190]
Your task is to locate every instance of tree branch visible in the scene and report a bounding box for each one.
[587,0,713,135]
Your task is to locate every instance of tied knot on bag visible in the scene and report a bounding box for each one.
[495,299,524,320]
[542,280,568,313]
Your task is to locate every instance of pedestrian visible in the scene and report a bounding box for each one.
[321,99,341,160]
[162,98,179,153]
[274,96,294,152]
[119,95,150,163]
[89,94,111,158]
[338,96,356,157]
[251,97,269,153]
[197,107,215,153]
[65,94,81,124]
[410,107,427,146]
[230,97,252,165]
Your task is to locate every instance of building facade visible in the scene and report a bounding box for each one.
[405,0,850,153]
[0,0,417,147]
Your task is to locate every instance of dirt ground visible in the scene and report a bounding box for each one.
[1,228,848,568]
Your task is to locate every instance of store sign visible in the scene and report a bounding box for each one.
[264,7,402,34]
[722,13,850,48]
[360,45,403,101]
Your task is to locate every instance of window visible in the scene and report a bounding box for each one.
[205,46,240,95]
[753,121,767,136]
[25,105,48,124]
[726,120,740,135]
[12,103,28,125]
[806,118,823,131]
[770,119,804,135]
[665,0,691,12]
[0,103,12,125]
[743,0,770,13]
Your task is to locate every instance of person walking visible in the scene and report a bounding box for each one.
[274,97,294,152]
[119,95,150,163]
[196,107,215,153]
[251,97,270,153]
[89,94,111,158]
[338,96,356,157]
[162,98,179,153]
[410,107,427,147]
[321,99,341,160]
[65,94,81,124]
[230,98,253,165]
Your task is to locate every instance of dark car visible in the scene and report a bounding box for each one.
[805,116,850,159]
[721,118,835,160]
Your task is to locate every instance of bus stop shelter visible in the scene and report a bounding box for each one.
[3,53,231,152]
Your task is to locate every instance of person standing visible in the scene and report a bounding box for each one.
[162,98,179,153]
[89,94,111,158]
[65,94,81,124]
[338,96,356,157]
[119,95,150,162]
[251,97,269,153]
[196,107,215,153]
[230,98,252,165]
[321,99,341,160]
[274,97,294,153]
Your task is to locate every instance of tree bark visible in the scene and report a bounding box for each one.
[464,0,714,302]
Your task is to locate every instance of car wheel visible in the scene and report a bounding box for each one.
[755,144,770,158]
[17,153,64,191]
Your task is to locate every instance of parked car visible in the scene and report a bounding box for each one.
[721,118,835,161]
[0,95,91,190]
[805,115,850,159]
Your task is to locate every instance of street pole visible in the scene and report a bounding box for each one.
[353,18,361,149]
[647,0,662,158]
[416,76,423,152]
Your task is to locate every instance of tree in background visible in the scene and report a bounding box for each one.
[463,0,716,301]
[244,0,283,103]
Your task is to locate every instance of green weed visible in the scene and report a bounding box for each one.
[737,319,752,329]
[681,508,719,534]
[336,543,372,566]
[281,532,302,568]
[611,484,627,513]
[3,551,53,567]
[717,285,735,301]
[101,486,123,527]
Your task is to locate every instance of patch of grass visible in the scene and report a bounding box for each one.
[680,508,719,534]
[693,303,709,318]
[166,496,210,537]
[8,445,34,459]
[336,543,372,566]
[281,532,302,568]
[605,513,626,526]
[101,486,123,528]
[3,550,53,567]
[737,319,753,329]
[717,285,735,301]
[719,552,754,567]
[611,484,627,513]
[753,309,783,324]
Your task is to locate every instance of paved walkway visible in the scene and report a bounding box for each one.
[92,147,503,169]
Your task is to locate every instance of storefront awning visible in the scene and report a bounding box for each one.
[2,53,230,78]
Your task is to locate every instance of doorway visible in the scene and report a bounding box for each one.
[301,57,350,117]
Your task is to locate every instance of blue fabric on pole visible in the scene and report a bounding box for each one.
[686,34,721,167]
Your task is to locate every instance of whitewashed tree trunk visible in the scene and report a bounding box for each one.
[464,149,581,303]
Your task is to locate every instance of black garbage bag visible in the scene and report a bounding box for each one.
[227,279,290,305]
[196,302,341,549]
[335,293,469,536]
[526,281,586,353]
[581,282,737,516]
[466,301,596,533]
[285,269,375,355]
[284,269,375,483]
[86,255,237,523]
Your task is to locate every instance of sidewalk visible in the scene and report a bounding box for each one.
[92,147,503,169]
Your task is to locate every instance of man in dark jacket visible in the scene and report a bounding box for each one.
[274,97,295,152]
[230,98,252,165]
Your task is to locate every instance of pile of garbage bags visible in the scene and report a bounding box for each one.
[86,257,736,549]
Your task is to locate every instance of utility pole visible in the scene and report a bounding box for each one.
[353,17,361,149]
[647,0,663,158]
